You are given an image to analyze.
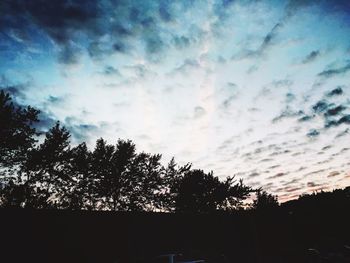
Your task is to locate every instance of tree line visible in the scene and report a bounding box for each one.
[0,90,278,212]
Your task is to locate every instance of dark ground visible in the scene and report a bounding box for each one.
[1,200,350,263]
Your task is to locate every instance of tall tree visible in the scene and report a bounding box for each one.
[24,122,72,208]
[0,91,39,168]
[62,142,92,210]
[161,157,191,212]
[91,138,115,210]
[109,139,136,210]
[0,90,39,207]
[123,152,163,211]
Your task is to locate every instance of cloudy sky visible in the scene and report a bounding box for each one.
[1,0,350,201]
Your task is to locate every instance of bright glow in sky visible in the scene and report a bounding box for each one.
[1,0,350,201]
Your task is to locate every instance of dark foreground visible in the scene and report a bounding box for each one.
[1,203,349,263]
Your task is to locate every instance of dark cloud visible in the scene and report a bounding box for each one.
[286,92,296,103]
[112,41,129,53]
[326,86,343,97]
[272,108,304,123]
[268,172,286,179]
[231,23,283,60]
[298,114,315,122]
[269,149,290,157]
[145,35,165,55]
[307,182,322,187]
[328,171,340,178]
[33,111,57,133]
[222,95,237,108]
[64,116,99,142]
[247,65,259,74]
[1,0,100,64]
[137,64,154,78]
[277,185,303,193]
[260,23,282,52]
[324,119,338,128]
[1,83,59,133]
[303,97,350,130]
[248,107,260,112]
[340,147,350,153]
[88,42,107,60]
[317,62,350,78]
[322,1,350,13]
[259,158,273,163]
[253,147,264,154]
[286,0,350,16]
[307,129,319,137]
[5,0,99,41]
[69,123,99,142]
[221,0,235,8]
[304,168,327,177]
[103,66,121,76]
[87,39,129,61]
[158,1,172,22]
[282,178,301,187]
[322,145,332,151]
[285,0,317,14]
[47,95,65,105]
[324,105,346,117]
[0,84,27,100]
[335,128,349,138]
[58,44,82,64]
[173,59,200,74]
[220,82,239,108]
[227,82,237,88]
[302,50,320,64]
[173,36,191,49]
[337,115,350,125]
[327,114,350,128]
[0,0,181,63]
[315,159,330,165]
[312,100,329,113]
[248,172,259,178]
[296,166,306,172]
[261,79,293,98]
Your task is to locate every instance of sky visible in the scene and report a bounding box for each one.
[1,0,350,201]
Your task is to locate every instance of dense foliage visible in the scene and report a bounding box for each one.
[0,91,255,212]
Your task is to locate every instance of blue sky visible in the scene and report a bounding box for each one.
[1,0,350,201]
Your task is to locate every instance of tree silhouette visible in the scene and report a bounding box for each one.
[161,157,191,212]
[0,91,258,212]
[252,190,279,210]
[0,90,39,207]
[91,138,116,210]
[23,122,72,208]
[63,142,92,210]
[0,91,39,167]
[173,169,254,213]
[122,151,163,211]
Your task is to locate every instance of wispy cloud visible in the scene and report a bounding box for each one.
[318,62,350,78]
[302,50,320,64]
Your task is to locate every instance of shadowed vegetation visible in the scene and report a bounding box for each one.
[0,91,255,212]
